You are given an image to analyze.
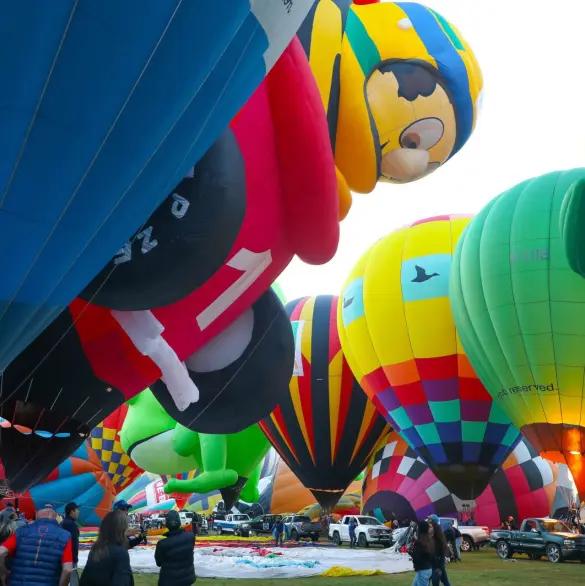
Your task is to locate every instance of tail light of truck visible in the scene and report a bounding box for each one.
[482,526,490,536]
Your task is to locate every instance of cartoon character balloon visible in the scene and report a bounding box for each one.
[260,295,390,511]
[298,0,483,192]
[450,169,585,499]
[0,0,316,373]
[338,215,521,499]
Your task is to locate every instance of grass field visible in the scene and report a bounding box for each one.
[131,547,584,585]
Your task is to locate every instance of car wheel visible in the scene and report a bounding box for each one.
[333,531,341,546]
[291,529,299,542]
[461,537,473,552]
[358,533,368,548]
[496,540,512,560]
[217,526,223,536]
[546,544,562,563]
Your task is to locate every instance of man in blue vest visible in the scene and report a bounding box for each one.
[0,505,72,586]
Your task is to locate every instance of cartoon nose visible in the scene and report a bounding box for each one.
[381,148,430,182]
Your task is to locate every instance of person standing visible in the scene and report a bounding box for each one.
[453,525,462,561]
[80,512,133,586]
[409,520,433,586]
[113,500,145,548]
[154,511,196,586]
[60,503,80,570]
[0,506,72,586]
[348,517,358,549]
[0,504,15,525]
[273,517,285,547]
[429,518,451,586]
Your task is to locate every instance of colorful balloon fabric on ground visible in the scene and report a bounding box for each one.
[450,169,585,499]
[298,1,483,192]
[0,0,315,373]
[88,405,142,494]
[31,39,333,431]
[260,295,390,511]
[362,432,570,529]
[338,215,521,499]
[19,443,115,526]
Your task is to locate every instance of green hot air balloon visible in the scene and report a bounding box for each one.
[450,169,585,500]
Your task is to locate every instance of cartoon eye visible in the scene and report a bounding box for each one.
[399,118,444,151]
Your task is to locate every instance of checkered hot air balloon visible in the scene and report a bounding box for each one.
[362,431,571,529]
[260,295,390,512]
[88,405,142,494]
[338,215,522,500]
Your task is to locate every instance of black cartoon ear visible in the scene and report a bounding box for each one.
[80,127,246,310]
[151,288,294,434]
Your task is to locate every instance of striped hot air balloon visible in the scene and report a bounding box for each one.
[259,295,390,511]
[88,405,142,494]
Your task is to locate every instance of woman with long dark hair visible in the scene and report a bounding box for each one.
[80,511,134,586]
[410,520,434,585]
[429,518,451,586]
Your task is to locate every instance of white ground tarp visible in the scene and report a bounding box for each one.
[79,546,413,579]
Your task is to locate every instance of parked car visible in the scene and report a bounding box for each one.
[490,517,585,563]
[283,514,321,542]
[243,514,283,536]
[329,515,392,548]
[434,517,490,551]
[214,513,252,536]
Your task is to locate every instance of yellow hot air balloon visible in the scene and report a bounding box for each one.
[338,215,521,500]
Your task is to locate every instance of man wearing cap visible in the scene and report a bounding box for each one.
[60,503,80,569]
[0,505,72,586]
[113,500,146,548]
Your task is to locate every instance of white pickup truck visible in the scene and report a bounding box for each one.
[213,513,251,536]
[329,515,392,548]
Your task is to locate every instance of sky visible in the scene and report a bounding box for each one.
[279,0,585,301]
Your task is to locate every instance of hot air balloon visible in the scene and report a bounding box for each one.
[297,0,483,192]
[450,169,585,500]
[88,405,142,494]
[18,443,116,526]
[362,431,565,534]
[0,0,316,373]
[260,295,390,511]
[338,215,521,500]
[21,38,335,431]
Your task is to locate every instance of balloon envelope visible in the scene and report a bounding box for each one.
[260,295,390,511]
[338,215,521,499]
[450,169,585,499]
[0,0,316,373]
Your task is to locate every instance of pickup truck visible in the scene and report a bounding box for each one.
[242,514,283,536]
[282,514,321,542]
[490,517,585,563]
[213,513,252,537]
[329,515,392,548]
[435,517,490,552]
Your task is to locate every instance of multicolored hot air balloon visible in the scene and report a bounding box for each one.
[260,295,390,511]
[450,169,585,500]
[18,443,116,526]
[0,0,316,373]
[338,215,521,499]
[362,432,570,532]
[298,0,483,191]
[88,405,142,494]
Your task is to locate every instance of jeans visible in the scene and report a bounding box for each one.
[349,532,357,547]
[432,565,451,586]
[455,537,462,559]
[412,569,432,585]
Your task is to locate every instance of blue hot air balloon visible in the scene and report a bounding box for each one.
[0,0,315,371]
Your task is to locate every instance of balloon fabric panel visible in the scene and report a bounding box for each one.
[0,0,316,373]
[260,295,390,511]
[450,169,585,499]
[338,215,521,500]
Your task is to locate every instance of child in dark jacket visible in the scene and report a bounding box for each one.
[155,510,196,586]
[410,520,433,585]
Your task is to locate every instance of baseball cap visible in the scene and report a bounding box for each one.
[65,502,79,515]
[165,510,181,530]
[113,500,132,511]
[428,514,439,523]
